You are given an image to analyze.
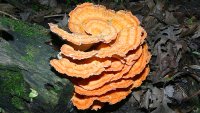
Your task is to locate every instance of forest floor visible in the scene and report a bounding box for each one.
[0,0,200,113]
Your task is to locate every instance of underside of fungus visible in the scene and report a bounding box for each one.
[49,2,151,110]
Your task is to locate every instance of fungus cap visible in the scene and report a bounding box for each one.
[49,2,151,110]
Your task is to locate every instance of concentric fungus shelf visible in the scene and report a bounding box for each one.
[49,2,151,110]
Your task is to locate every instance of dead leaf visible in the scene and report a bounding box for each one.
[192,25,200,39]
[146,0,155,11]
[164,11,178,25]
[149,87,163,109]
[19,12,31,21]
[140,89,151,109]
[180,24,198,38]
[164,85,174,98]
[189,65,200,70]
[151,96,175,113]
[56,14,68,29]
[132,90,143,102]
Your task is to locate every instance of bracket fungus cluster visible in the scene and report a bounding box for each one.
[49,3,151,110]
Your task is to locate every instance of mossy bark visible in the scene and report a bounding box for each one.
[0,17,73,113]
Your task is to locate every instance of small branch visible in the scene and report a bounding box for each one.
[190,73,200,82]
[0,10,18,20]
[44,14,65,19]
[183,89,200,101]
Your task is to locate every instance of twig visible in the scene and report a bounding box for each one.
[0,10,18,20]
[44,14,65,18]
[166,71,200,83]
[183,89,200,101]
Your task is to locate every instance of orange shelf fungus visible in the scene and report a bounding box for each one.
[76,72,114,90]
[50,58,111,78]
[49,2,151,110]
[60,44,98,60]
[90,101,104,111]
[49,21,117,45]
[74,79,133,96]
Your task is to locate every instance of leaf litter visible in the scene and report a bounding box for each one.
[0,0,200,113]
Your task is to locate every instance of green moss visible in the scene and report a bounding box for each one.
[20,45,39,64]
[0,107,6,113]
[51,85,62,94]
[0,17,48,37]
[0,65,29,110]
[0,69,25,97]
[11,97,25,110]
